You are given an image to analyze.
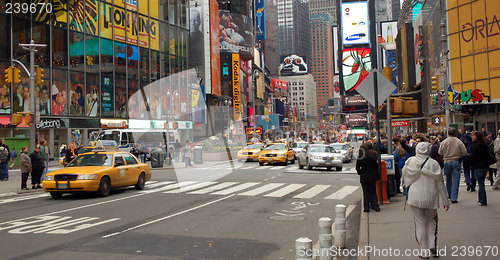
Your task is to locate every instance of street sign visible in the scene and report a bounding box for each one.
[341,124,347,130]
[356,69,397,107]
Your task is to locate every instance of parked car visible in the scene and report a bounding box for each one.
[298,144,343,171]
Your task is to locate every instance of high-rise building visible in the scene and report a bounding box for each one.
[282,74,317,122]
[277,0,311,58]
[309,0,337,23]
[310,14,335,111]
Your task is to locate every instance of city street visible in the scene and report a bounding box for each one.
[0,152,362,260]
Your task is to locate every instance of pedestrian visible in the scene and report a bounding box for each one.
[19,146,31,190]
[0,139,10,181]
[394,136,411,194]
[438,127,467,203]
[465,131,490,206]
[493,130,500,190]
[9,147,17,169]
[64,142,78,166]
[39,139,50,181]
[460,131,475,191]
[138,142,148,163]
[130,143,140,159]
[174,139,182,163]
[183,140,193,167]
[356,144,380,213]
[403,142,450,259]
[29,144,45,189]
[429,136,443,169]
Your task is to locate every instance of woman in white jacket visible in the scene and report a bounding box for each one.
[403,142,450,259]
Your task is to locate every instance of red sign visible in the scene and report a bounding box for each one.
[341,125,347,130]
[391,120,409,127]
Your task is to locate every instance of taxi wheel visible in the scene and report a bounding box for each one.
[298,158,304,169]
[282,156,288,166]
[336,167,342,171]
[327,167,332,171]
[97,176,111,197]
[259,162,264,166]
[290,157,295,164]
[50,192,63,199]
[135,173,146,190]
[307,160,313,170]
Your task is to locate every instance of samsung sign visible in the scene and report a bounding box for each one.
[341,1,370,45]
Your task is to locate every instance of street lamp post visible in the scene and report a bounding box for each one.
[166,90,179,157]
[306,101,310,142]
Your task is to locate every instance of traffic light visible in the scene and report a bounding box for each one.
[35,66,44,85]
[13,67,21,84]
[383,66,392,81]
[12,113,23,125]
[4,67,12,83]
[431,76,439,91]
[393,98,404,114]
[330,114,333,121]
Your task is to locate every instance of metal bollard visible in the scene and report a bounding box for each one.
[296,237,313,260]
[319,217,333,260]
[334,204,347,248]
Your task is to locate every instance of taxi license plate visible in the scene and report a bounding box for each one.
[268,158,273,161]
[325,161,332,165]
[57,182,69,190]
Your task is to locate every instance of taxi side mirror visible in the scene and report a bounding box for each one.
[115,162,124,167]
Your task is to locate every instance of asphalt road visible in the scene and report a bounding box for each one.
[0,146,363,260]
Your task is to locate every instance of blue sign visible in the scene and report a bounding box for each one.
[382,158,394,170]
[255,0,266,40]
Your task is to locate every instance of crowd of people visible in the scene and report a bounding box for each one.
[357,127,499,258]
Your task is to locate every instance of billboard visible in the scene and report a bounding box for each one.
[279,55,308,76]
[255,0,266,40]
[219,10,254,56]
[210,0,221,96]
[342,95,368,107]
[333,26,339,75]
[190,6,203,67]
[346,114,368,128]
[232,54,242,121]
[341,1,370,45]
[342,48,372,92]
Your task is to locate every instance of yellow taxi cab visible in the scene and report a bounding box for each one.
[258,143,295,166]
[59,146,95,166]
[43,149,151,198]
[237,143,263,162]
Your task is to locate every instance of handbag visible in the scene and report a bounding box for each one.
[404,158,429,211]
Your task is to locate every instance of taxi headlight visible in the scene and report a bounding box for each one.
[278,154,285,157]
[310,156,322,160]
[44,175,54,181]
[78,174,99,180]
[237,152,242,155]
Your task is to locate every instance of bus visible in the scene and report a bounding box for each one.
[97,129,180,153]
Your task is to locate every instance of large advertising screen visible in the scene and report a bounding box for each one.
[346,114,368,128]
[255,0,266,40]
[210,0,221,96]
[219,10,254,56]
[190,6,203,67]
[279,55,308,76]
[333,26,339,74]
[342,48,372,92]
[341,1,370,45]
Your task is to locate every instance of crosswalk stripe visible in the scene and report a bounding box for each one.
[164,182,218,194]
[145,181,176,189]
[0,193,50,205]
[141,181,198,194]
[188,182,239,194]
[211,182,261,195]
[263,184,307,197]
[238,183,286,196]
[293,185,331,199]
[323,186,359,200]
[259,166,272,169]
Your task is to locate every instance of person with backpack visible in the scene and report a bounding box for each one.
[9,147,17,169]
[0,139,10,181]
[460,131,475,191]
[465,131,490,206]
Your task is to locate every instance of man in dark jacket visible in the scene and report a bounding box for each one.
[0,139,10,181]
[460,131,475,191]
[29,145,45,189]
[356,144,381,213]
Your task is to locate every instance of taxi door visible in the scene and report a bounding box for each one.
[122,153,141,185]
[113,154,127,187]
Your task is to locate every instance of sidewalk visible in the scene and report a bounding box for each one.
[358,184,500,259]
[0,159,235,198]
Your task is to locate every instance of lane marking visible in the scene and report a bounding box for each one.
[140,181,198,194]
[102,194,235,238]
[293,185,331,199]
[143,181,176,189]
[323,186,360,200]
[187,182,239,194]
[238,183,286,196]
[263,184,306,198]
[211,182,260,195]
[163,182,217,194]
[0,193,50,205]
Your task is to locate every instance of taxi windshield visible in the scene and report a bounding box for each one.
[243,144,262,149]
[78,147,94,154]
[309,146,335,153]
[67,154,113,167]
[292,143,307,148]
[264,144,286,150]
[330,144,346,151]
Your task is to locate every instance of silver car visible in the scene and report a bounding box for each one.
[291,141,309,159]
[298,144,343,171]
[329,143,353,163]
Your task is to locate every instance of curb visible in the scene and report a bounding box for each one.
[357,196,369,260]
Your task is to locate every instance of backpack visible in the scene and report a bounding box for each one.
[488,143,498,165]
[0,146,8,163]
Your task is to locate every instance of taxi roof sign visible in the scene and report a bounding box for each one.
[93,140,118,152]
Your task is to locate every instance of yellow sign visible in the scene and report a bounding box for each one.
[232,54,242,121]
[448,0,500,101]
